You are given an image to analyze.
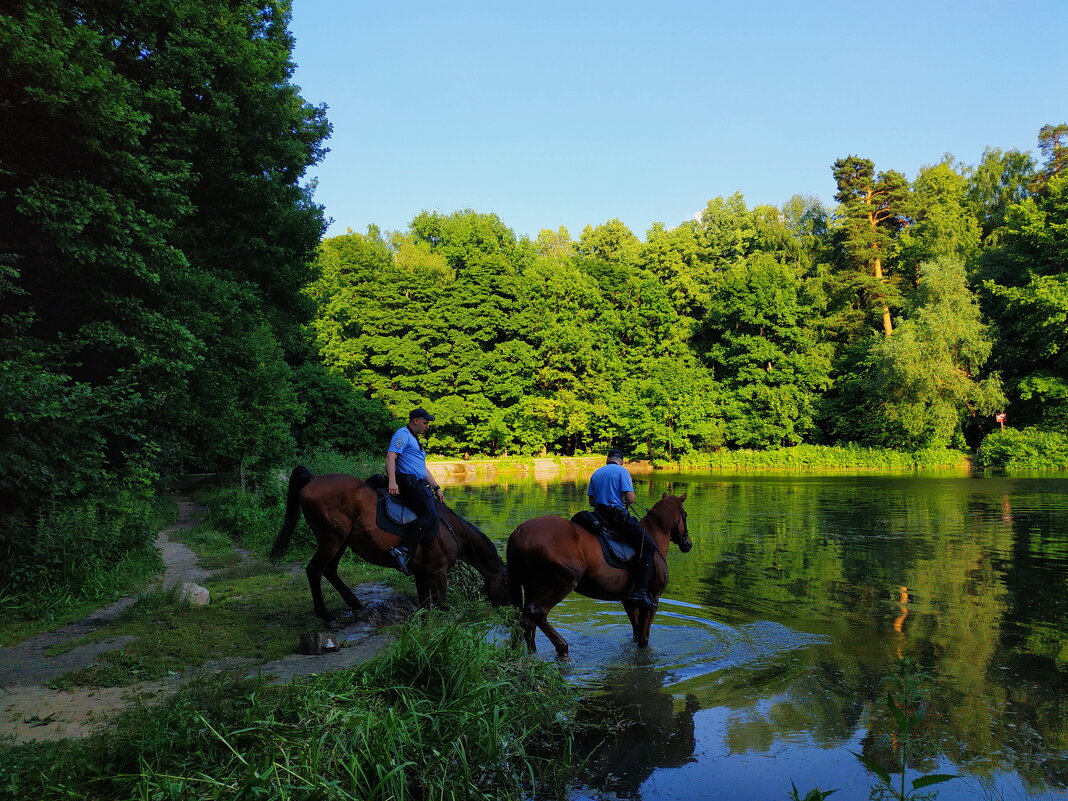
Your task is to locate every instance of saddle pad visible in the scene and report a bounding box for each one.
[570,510,636,570]
[365,474,417,536]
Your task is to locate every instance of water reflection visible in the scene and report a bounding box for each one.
[447,471,1068,800]
[574,662,700,800]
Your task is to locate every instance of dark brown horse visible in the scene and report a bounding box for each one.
[506,493,692,657]
[271,466,508,619]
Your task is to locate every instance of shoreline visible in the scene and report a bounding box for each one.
[429,456,654,484]
[427,452,978,484]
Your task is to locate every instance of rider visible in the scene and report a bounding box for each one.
[386,407,444,574]
[587,447,658,609]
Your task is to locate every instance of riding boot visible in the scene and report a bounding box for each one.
[389,545,411,575]
[628,558,657,610]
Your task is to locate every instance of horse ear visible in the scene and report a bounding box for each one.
[679,492,687,502]
[661,492,668,499]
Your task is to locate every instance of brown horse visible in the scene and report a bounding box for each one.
[271,466,508,619]
[506,493,693,658]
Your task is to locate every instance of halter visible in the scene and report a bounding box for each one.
[629,498,688,543]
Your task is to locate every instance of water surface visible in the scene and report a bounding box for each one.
[446,471,1068,801]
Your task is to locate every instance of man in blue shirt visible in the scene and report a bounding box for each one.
[588,448,658,609]
[385,407,444,574]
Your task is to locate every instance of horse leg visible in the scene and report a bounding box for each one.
[622,601,656,648]
[521,585,573,659]
[413,569,448,608]
[321,539,363,614]
[305,546,336,620]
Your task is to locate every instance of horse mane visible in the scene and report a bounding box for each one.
[442,504,504,568]
[642,494,680,533]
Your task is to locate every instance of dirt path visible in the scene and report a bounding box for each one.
[0,497,407,744]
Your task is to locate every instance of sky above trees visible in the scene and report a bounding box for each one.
[289,0,1068,240]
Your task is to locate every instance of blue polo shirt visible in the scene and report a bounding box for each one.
[587,463,633,509]
[389,426,427,476]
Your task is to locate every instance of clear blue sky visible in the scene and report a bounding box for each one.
[289,0,1067,241]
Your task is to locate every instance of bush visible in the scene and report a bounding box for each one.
[976,427,1068,471]
[197,451,384,556]
[0,490,171,623]
[677,444,971,472]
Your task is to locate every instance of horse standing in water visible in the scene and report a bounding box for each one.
[507,493,692,657]
[271,466,508,619]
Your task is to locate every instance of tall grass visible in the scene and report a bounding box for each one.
[0,613,576,801]
[196,450,383,555]
[676,444,972,472]
[0,493,174,642]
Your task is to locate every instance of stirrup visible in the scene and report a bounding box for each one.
[628,590,657,610]
[389,546,411,575]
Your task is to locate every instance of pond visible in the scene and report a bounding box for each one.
[444,470,1068,801]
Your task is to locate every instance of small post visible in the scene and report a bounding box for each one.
[995,412,1007,432]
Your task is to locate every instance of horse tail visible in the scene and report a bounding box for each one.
[270,465,313,562]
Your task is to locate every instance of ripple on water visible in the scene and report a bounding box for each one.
[532,594,828,687]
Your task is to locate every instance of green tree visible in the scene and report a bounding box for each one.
[964,146,1034,239]
[832,156,912,337]
[0,0,328,598]
[700,254,832,447]
[979,125,1068,431]
[897,160,982,277]
[828,257,1003,449]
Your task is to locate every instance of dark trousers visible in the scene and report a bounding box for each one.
[595,504,655,566]
[396,472,439,549]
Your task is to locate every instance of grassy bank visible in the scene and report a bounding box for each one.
[675,444,973,472]
[0,494,176,646]
[0,612,577,800]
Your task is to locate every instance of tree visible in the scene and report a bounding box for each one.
[832,156,912,337]
[700,254,832,447]
[897,160,983,279]
[964,147,1034,239]
[827,257,1004,449]
[1033,123,1068,191]
[979,126,1068,431]
[0,0,329,598]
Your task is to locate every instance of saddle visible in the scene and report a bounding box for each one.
[570,510,637,570]
[365,474,418,537]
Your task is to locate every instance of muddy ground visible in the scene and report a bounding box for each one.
[0,498,414,744]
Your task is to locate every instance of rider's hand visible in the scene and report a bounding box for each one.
[434,486,444,500]
[388,481,399,495]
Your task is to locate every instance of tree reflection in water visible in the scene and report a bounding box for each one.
[573,660,699,799]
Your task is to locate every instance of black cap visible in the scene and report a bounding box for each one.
[607,448,625,461]
[409,407,435,421]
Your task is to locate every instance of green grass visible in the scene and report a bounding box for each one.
[675,444,972,472]
[45,563,389,689]
[0,494,177,645]
[0,544,165,647]
[0,613,577,801]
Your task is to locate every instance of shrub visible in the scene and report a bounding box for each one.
[976,427,1068,471]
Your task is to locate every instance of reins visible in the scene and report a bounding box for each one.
[435,501,488,586]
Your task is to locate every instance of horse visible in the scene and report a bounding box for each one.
[271,466,508,619]
[506,493,692,658]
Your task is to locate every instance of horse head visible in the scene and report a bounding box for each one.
[446,506,510,607]
[661,492,693,553]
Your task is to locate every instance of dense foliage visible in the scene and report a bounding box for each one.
[2,1,1065,612]
[0,1,338,604]
[309,127,1064,460]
